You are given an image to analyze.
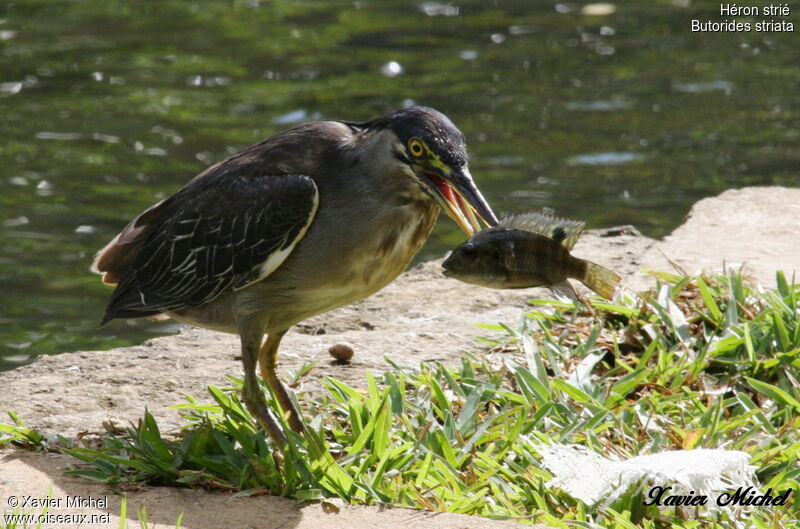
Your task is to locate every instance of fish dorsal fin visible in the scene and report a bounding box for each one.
[498,209,586,250]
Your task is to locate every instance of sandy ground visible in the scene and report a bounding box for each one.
[1,451,533,529]
[1,186,798,528]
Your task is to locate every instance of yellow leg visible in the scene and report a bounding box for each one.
[258,330,304,433]
[239,329,286,446]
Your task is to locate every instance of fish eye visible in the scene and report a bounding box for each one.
[408,138,424,158]
[460,243,477,259]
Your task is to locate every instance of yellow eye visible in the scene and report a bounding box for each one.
[408,138,424,157]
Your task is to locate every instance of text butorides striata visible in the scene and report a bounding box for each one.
[93,106,498,445]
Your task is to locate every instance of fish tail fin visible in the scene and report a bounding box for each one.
[580,262,621,300]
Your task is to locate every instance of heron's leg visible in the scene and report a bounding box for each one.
[258,329,304,433]
[239,327,287,446]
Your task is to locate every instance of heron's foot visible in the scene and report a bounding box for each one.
[262,372,305,433]
[273,382,305,434]
[258,330,305,434]
[242,389,287,446]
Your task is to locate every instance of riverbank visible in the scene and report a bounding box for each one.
[2,186,798,529]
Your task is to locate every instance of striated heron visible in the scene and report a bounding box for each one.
[93,106,498,445]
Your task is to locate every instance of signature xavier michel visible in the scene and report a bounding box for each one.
[644,486,793,507]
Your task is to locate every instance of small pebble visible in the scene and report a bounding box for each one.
[328,342,354,362]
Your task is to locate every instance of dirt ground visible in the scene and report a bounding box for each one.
[1,186,798,529]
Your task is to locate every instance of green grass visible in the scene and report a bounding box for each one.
[2,271,799,528]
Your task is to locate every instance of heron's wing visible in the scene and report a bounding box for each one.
[100,171,318,321]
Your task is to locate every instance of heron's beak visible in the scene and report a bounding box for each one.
[424,166,498,236]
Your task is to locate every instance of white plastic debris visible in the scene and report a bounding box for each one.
[537,444,759,519]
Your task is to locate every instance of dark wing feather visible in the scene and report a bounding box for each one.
[101,171,318,321]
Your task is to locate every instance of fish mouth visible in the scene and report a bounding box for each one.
[421,167,498,236]
[441,252,456,275]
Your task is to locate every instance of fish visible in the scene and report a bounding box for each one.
[441,209,620,299]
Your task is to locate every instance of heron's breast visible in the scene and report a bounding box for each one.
[276,202,437,320]
[233,196,438,330]
[362,202,438,286]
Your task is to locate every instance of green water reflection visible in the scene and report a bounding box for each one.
[1,0,798,370]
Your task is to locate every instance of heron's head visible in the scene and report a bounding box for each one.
[364,106,498,235]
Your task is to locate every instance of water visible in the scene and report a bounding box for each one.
[1,0,798,371]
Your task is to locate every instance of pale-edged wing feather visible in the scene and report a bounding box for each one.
[102,171,318,321]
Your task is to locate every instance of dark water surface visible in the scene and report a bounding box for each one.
[1,0,798,370]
